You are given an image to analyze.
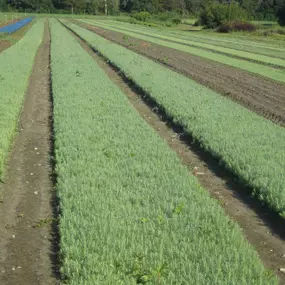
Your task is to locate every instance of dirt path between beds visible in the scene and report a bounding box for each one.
[76,21,285,127]
[0,21,58,285]
[65,23,285,283]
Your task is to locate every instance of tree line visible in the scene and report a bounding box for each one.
[0,0,284,21]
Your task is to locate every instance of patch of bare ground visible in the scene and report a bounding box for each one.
[64,22,285,284]
[75,21,285,127]
[0,20,59,285]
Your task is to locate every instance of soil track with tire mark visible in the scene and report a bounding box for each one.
[75,21,285,127]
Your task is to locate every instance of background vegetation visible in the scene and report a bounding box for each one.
[0,0,284,23]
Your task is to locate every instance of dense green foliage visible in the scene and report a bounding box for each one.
[131,11,151,21]
[51,18,278,284]
[276,3,285,26]
[65,21,285,217]
[2,0,285,21]
[199,2,248,28]
[0,20,43,178]
[83,20,285,82]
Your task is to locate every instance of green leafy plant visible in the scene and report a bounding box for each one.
[50,19,279,284]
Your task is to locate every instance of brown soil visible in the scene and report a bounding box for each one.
[0,22,33,53]
[76,21,285,127]
[0,21,58,285]
[0,40,11,52]
[0,18,21,29]
[65,23,285,283]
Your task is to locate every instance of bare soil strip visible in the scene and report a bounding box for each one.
[0,21,58,285]
[65,24,285,283]
[76,21,285,127]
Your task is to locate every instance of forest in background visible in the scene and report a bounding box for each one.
[0,0,284,21]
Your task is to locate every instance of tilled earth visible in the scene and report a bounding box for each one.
[77,21,285,127]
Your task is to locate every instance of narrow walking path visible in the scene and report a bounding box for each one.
[0,21,58,285]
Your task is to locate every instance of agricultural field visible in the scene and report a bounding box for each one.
[0,15,34,52]
[75,19,285,126]
[80,19,285,83]
[98,19,285,58]
[0,19,44,177]
[0,15,285,285]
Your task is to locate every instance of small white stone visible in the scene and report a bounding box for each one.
[34,191,38,195]
[37,152,40,155]
[30,173,34,176]
[17,266,21,269]
[12,235,15,239]
[279,268,285,273]
[12,267,15,271]
[34,147,38,150]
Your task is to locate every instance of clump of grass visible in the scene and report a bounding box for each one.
[33,217,54,228]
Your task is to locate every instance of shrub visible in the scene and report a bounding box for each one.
[193,20,200,27]
[132,11,151,22]
[276,4,285,26]
[200,2,247,28]
[172,17,182,25]
[156,12,172,21]
[217,20,256,33]
[129,18,137,24]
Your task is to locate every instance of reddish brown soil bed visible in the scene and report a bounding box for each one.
[77,21,285,127]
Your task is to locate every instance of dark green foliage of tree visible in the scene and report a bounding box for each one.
[276,2,285,26]
[199,2,248,28]
[3,0,285,22]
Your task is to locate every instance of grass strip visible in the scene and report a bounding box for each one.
[81,19,285,84]
[0,19,44,178]
[64,21,285,217]
[50,19,278,284]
